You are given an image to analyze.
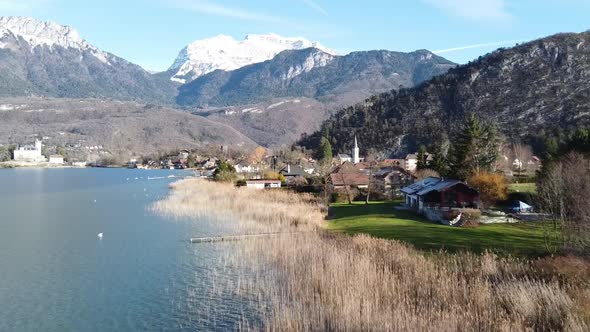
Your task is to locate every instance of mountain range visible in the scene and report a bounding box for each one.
[3,16,589,156]
[176,47,454,108]
[299,31,590,156]
[0,16,456,150]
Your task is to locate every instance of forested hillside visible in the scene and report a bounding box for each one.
[299,32,590,155]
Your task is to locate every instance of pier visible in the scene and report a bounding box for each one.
[190,232,292,243]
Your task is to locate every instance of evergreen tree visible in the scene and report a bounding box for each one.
[431,142,449,176]
[318,137,333,162]
[416,145,428,170]
[448,114,499,180]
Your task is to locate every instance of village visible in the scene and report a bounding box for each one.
[1,130,543,228]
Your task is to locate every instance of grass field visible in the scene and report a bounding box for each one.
[508,182,537,194]
[328,201,554,257]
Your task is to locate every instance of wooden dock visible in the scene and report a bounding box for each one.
[190,232,290,243]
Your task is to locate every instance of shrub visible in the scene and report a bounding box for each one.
[533,256,590,286]
[263,171,286,182]
[467,171,508,207]
[462,208,482,227]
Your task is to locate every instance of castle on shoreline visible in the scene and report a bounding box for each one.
[13,139,46,162]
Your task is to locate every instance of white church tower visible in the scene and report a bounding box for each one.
[352,136,360,164]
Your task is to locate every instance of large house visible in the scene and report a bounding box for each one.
[280,164,308,179]
[401,177,479,212]
[235,160,259,173]
[13,139,46,162]
[374,166,416,198]
[329,173,370,189]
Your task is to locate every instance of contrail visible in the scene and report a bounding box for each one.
[433,40,524,54]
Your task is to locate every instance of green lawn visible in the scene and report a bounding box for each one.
[508,182,537,194]
[328,202,555,257]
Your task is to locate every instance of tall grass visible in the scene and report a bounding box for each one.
[155,179,590,331]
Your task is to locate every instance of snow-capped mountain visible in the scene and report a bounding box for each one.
[0,16,176,103]
[0,16,110,63]
[176,48,456,108]
[168,33,336,83]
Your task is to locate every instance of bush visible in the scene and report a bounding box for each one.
[263,171,286,182]
[533,256,590,286]
[214,160,236,182]
[467,171,508,207]
[461,208,482,227]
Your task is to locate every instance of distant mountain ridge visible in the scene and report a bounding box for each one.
[168,33,336,84]
[299,31,590,155]
[176,47,456,108]
[0,16,176,103]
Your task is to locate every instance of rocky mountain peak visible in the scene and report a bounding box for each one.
[167,33,336,84]
[0,16,89,50]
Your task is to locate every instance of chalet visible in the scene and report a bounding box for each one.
[280,164,308,179]
[374,167,416,198]
[329,172,369,189]
[245,180,282,190]
[401,177,479,212]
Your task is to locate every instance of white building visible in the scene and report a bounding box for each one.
[49,155,64,165]
[353,136,361,164]
[13,139,46,162]
[245,180,282,189]
[336,154,352,164]
[235,161,259,173]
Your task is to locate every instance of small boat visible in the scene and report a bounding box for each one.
[97,233,103,238]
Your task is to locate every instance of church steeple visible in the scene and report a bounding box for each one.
[353,136,360,164]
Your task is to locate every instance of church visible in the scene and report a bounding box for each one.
[336,136,363,164]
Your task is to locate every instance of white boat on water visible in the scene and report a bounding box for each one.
[97,233,103,238]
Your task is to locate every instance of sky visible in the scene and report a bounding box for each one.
[1,0,589,72]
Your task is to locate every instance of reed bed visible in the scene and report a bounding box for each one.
[151,179,324,234]
[154,179,590,331]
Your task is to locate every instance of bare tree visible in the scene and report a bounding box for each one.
[365,156,377,205]
[538,152,590,255]
[511,143,533,181]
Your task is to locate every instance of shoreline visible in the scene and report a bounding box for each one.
[153,178,590,331]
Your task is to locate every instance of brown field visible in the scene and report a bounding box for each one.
[154,178,590,331]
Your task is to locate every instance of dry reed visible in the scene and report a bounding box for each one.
[154,179,590,331]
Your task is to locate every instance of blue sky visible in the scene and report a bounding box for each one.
[1,0,589,71]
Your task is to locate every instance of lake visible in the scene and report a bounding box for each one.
[0,168,257,331]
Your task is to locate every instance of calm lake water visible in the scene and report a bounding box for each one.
[0,168,257,331]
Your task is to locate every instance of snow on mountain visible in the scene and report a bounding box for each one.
[0,16,110,64]
[169,33,336,83]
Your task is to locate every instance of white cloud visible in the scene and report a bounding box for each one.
[433,40,523,54]
[0,0,50,11]
[422,0,511,22]
[170,0,286,24]
[302,0,328,15]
